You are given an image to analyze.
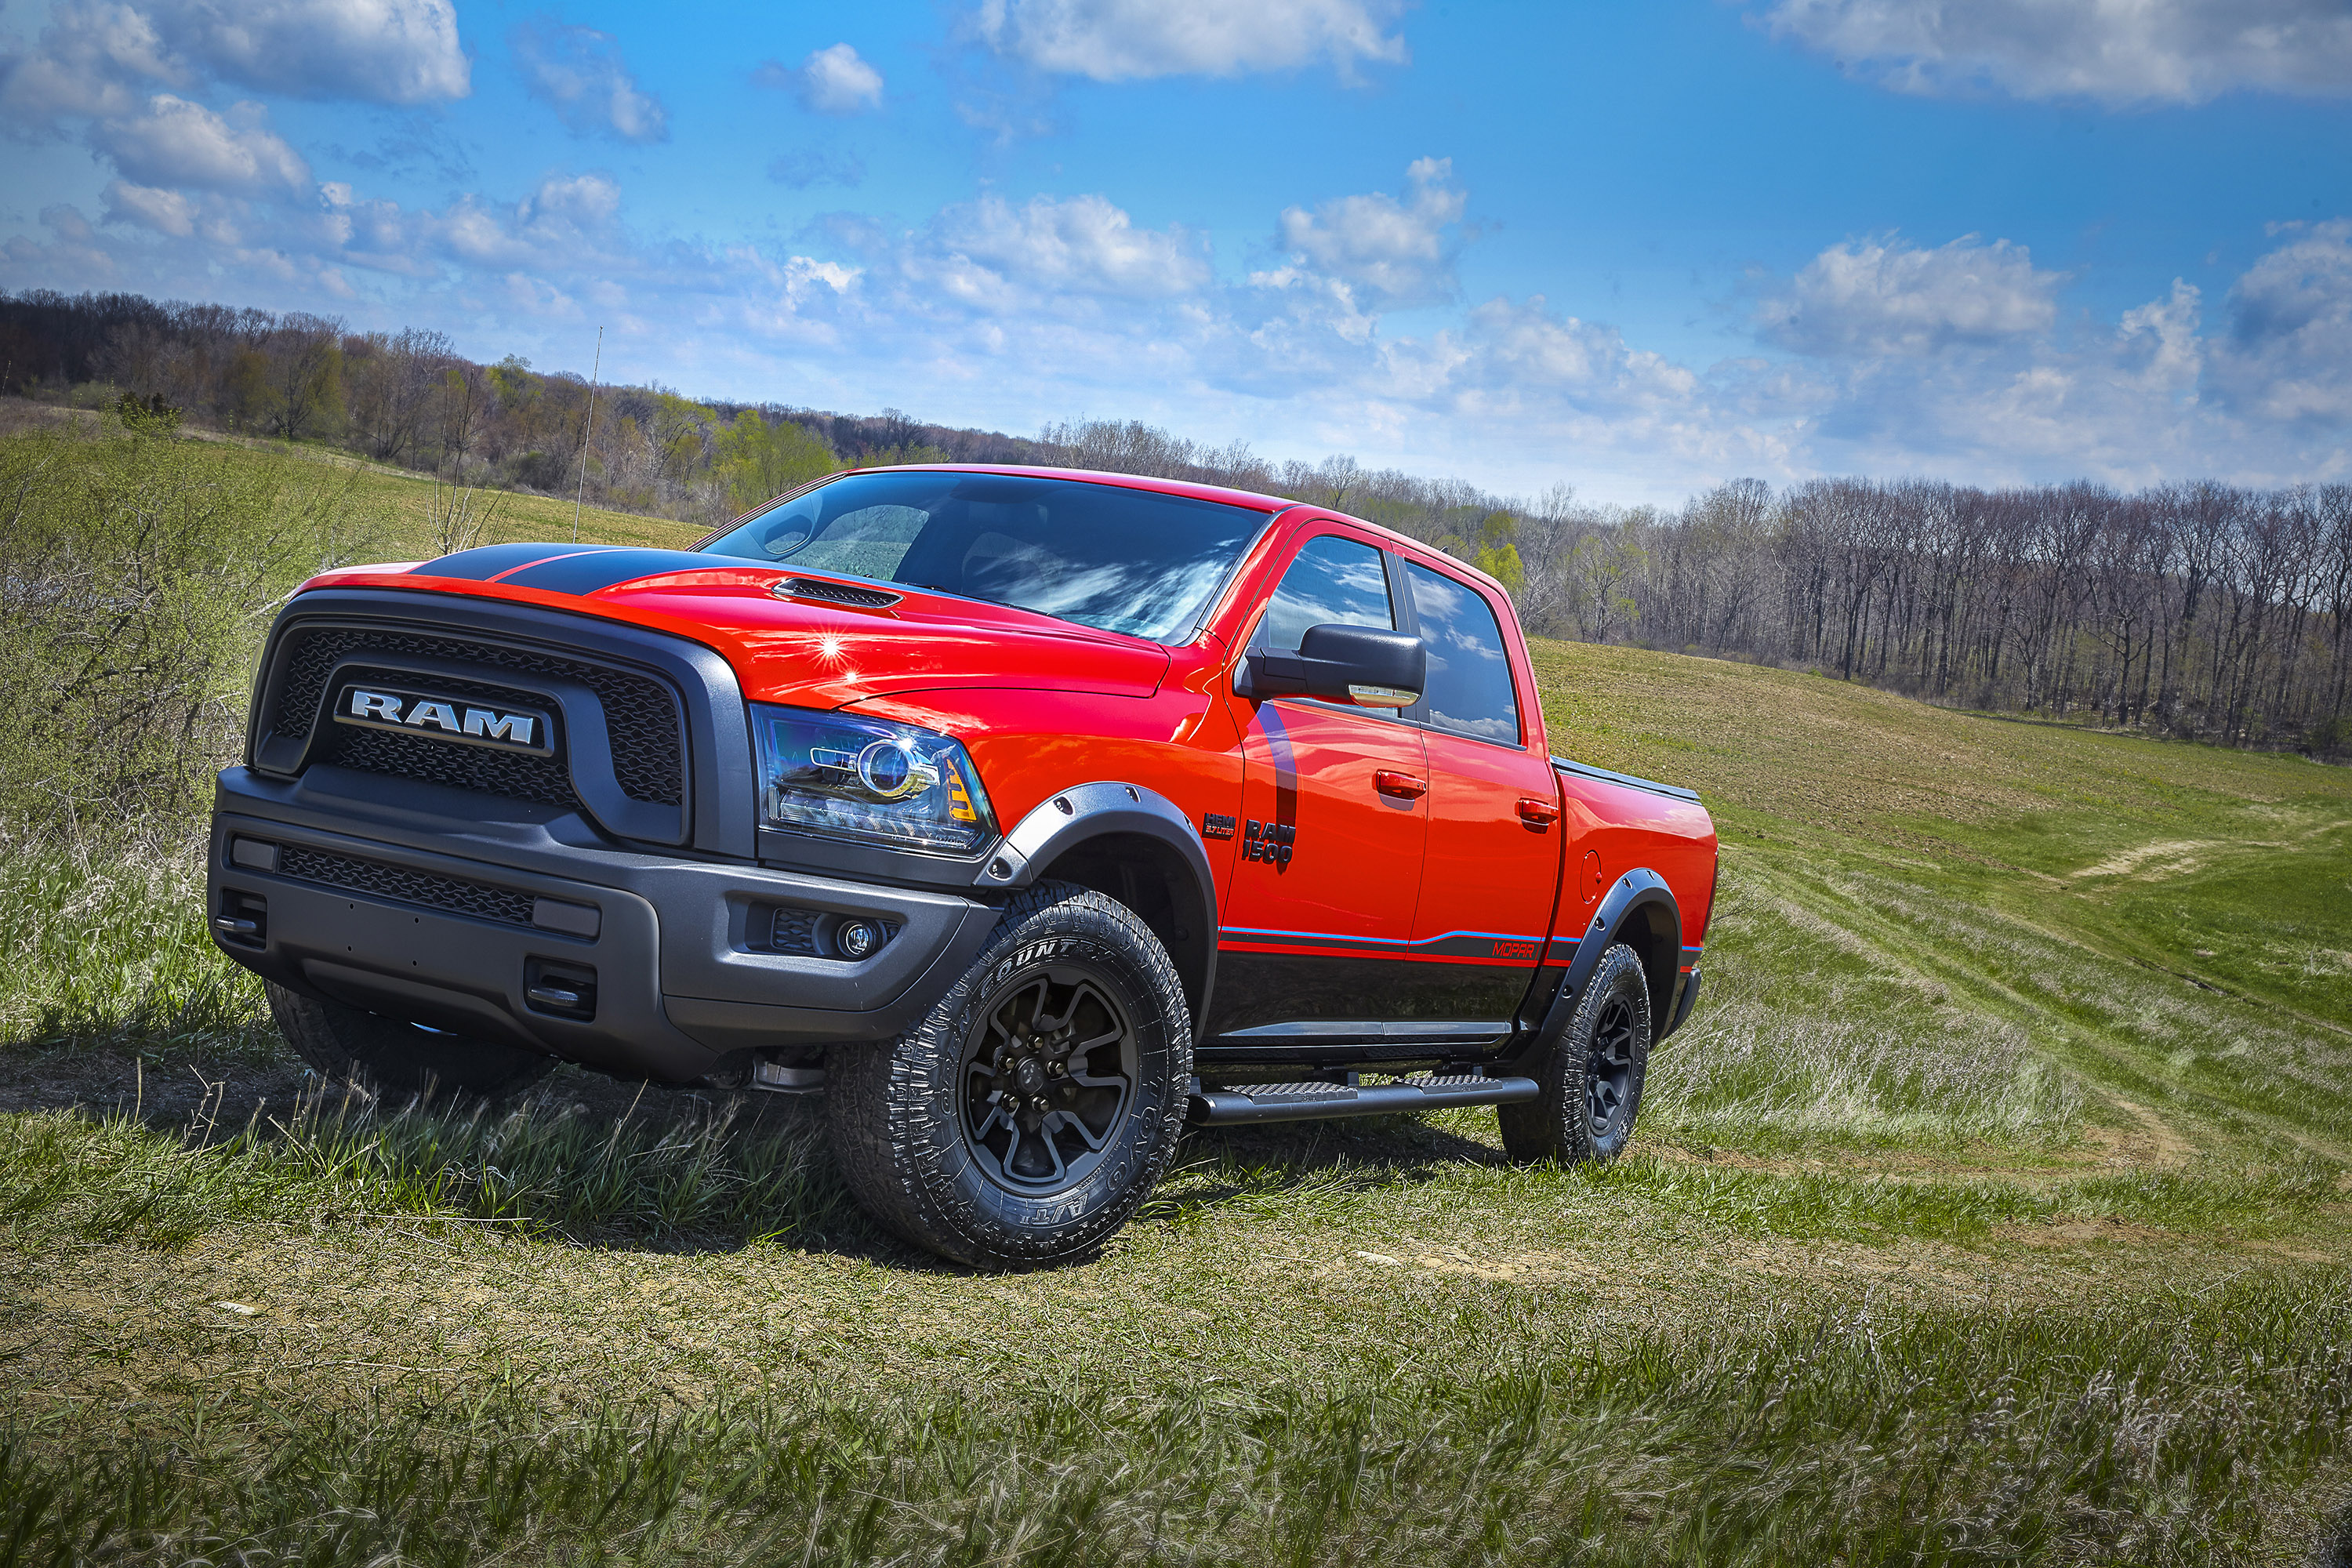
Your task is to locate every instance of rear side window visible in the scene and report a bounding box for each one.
[1256,535,1395,652]
[1404,561,1520,745]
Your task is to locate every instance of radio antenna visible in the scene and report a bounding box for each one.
[572,325,603,543]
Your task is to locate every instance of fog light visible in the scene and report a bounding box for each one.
[837,919,884,960]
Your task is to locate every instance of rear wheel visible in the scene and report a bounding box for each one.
[265,981,554,1099]
[826,882,1192,1269]
[1500,942,1651,1163]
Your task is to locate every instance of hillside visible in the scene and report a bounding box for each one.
[2,632,2347,1560]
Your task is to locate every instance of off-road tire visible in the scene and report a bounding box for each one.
[826,881,1192,1270]
[1499,942,1651,1163]
[265,981,554,1099]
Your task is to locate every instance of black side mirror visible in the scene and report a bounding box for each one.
[1243,624,1425,708]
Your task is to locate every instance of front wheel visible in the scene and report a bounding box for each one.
[826,882,1192,1269]
[1499,942,1652,1163]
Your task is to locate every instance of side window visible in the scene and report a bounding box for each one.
[1403,561,1521,745]
[1255,535,1395,652]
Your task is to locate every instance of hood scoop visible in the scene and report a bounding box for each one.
[770,575,902,609]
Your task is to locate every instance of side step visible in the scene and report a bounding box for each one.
[1189,1073,1541,1127]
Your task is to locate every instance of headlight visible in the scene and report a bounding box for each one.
[751,705,996,855]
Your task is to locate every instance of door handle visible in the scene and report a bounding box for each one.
[1516,797,1561,826]
[1374,770,1428,800]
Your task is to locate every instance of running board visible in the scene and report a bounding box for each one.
[1189,1073,1541,1126]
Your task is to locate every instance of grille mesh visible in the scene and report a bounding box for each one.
[278,844,539,927]
[770,906,821,956]
[272,625,683,806]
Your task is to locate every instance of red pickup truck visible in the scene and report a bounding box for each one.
[209,466,1718,1267]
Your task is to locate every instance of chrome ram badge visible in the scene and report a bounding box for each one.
[333,684,554,756]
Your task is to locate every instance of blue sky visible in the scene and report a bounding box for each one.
[3,0,2349,503]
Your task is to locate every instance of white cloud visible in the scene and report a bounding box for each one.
[1763,0,2352,105]
[974,0,1406,81]
[511,17,668,143]
[0,1,188,123]
[100,177,198,235]
[1272,156,1466,306]
[760,42,884,115]
[1755,234,2063,357]
[148,0,467,103]
[922,192,1212,303]
[425,172,626,270]
[93,93,310,194]
[1,0,464,131]
[2210,220,2352,424]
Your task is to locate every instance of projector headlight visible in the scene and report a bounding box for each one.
[752,705,996,856]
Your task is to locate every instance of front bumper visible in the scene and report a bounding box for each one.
[207,764,1000,1083]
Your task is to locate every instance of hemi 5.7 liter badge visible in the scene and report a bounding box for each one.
[334,684,554,756]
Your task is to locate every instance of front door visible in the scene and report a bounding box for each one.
[1207,532,1431,1049]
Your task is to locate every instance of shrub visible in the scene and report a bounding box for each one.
[0,424,361,842]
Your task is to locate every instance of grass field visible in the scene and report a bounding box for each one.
[3,479,2350,1560]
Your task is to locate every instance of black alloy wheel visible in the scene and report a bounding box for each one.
[1585,990,1641,1141]
[960,968,1138,1193]
[827,881,1192,1269]
[1498,941,1652,1163]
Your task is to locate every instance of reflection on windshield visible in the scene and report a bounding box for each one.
[701,472,1271,642]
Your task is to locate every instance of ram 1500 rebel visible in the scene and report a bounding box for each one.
[208,465,1719,1267]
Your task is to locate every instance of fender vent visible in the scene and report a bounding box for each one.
[771,577,902,608]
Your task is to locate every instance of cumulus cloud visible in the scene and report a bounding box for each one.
[920,193,1211,304]
[1763,0,2352,105]
[511,17,668,143]
[99,177,198,235]
[755,42,884,114]
[426,171,626,270]
[93,94,310,193]
[1755,234,2063,358]
[147,0,467,103]
[1270,157,1466,306]
[974,0,1406,81]
[0,1,188,123]
[2210,220,2352,424]
[0,0,464,131]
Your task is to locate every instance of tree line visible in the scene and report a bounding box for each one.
[5,288,2345,758]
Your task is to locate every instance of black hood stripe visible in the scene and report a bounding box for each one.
[493,547,731,597]
[410,543,619,581]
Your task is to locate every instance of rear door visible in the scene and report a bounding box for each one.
[1208,532,1432,1049]
[1396,558,1563,1032]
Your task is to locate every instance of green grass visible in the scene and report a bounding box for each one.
[4,590,2352,1558]
[1,1271,2345,1566]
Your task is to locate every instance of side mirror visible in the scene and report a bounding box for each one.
[1242,624,1425,709]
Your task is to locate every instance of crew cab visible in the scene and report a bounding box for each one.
[207,466,1719,1268]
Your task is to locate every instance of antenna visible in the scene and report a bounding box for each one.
[572,325,603,543]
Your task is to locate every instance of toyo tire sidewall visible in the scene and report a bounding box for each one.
[828,883,1192,1270]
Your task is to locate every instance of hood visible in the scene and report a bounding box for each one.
[304,544,1173,708]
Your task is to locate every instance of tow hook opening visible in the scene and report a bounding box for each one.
[524,957,597,1021]
[214,890,267,948]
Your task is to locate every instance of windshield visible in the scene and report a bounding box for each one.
[699,470,1272,642]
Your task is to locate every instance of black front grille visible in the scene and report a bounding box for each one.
[278,844,539,927]
[270,625,684,808]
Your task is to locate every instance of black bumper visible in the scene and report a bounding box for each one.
[207,764,1001,1083]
